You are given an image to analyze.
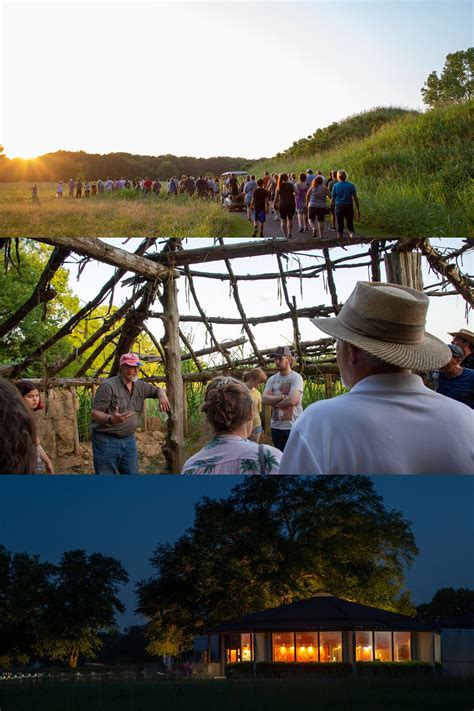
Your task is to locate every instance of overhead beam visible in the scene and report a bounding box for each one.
[30,237,174,281]
[148,305,335,326]
[154,236,392,267]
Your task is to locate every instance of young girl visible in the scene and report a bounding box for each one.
[243,368,268,443]
[15,381,54,474]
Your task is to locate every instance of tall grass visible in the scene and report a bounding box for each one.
[0,186,233,238]
[251,102,473,237]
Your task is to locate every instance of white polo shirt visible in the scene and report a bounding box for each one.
[279,373,474,475]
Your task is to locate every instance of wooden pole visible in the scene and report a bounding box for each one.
[0,247,70,338]
[384,250,423,291]
[69,386,81,456]
[160,273,184,474]
[31,237,173,281]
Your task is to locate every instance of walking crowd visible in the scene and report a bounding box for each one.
[34,165,361,242]
[235,168,360,240]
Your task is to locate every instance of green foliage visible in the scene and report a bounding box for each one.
[158,161,179,179]
[416,587,474,622]
[278,107,419,160]
[38,550,129,668]
[226,661,353,679]
[421,48,474,107]
[0,545,54,666]
[137,477,418,656]
[251,101,473,237]
[356,661,435,677]
[0,241,80,373]
[0,150,248,182]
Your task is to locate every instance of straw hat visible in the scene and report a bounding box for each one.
[311,281,451,371]
[449,328,474,346]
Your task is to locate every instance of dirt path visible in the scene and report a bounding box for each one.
[231,209,359,240]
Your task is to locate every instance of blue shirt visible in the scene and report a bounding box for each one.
[332,180,357,205]
[437,368,474,408]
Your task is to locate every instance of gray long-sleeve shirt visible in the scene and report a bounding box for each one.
[91,375,162,438]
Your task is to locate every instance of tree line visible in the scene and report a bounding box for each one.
[0,150,250,182]
[2,477,473,669]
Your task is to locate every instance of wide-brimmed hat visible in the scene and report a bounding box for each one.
[311,281,451,371]
[119,353,143,367]
[449,328,474,346]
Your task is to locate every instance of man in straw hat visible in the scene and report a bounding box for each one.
[91,352,170,475]
[262,346,304,452]
[449,328,474,369]
[279,282,473,475]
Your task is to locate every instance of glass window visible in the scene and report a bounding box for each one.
[272,633,295,662]
[320,631,342,662]
[296,632,318,662]
[225,634,242,663]
[394,632,411,661]
[355,631,373,662]
[374,631,392,662]
[241,633,252,662]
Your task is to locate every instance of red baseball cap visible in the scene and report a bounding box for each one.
[119,353,143,367]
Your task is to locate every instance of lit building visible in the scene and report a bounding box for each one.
[205,593,440,674]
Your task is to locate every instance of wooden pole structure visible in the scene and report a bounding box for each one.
[0,247,70,339]
[384,250,423,291]
[32,237,173,281]
[69,386,81,456]
[160,273,184,474]
[148,304,335,326]
[156,235,385,268]
[1,239,156,378]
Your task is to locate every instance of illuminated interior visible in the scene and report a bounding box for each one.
[296,633,318,662]
[374,631,393,662]
[273,633,295,662]
[319,631,342,662]
[225,633,253,663]
[356,631,373,662]
[228,630,412,664]
[394,631,411,661]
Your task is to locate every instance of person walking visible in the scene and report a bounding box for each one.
[331,170,360,238]
[306,176,332,238]
[274,173,296,239]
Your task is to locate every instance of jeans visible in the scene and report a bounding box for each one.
[271,428,291,452]
[92,431,139,475]
[335,204,354,235]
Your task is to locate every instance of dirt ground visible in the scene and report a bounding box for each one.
[55,430,166,475]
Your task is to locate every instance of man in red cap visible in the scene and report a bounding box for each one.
[90,353,170,474]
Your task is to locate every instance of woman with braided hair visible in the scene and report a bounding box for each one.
[181,377,282,475]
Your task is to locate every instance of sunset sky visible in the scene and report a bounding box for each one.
[2,0,472,159]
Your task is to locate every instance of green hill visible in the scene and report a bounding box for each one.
[277,107,419,159]
[251,102,473,237]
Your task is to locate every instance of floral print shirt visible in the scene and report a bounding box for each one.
[181,435,282,475]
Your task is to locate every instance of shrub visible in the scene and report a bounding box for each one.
[225,662,352,679]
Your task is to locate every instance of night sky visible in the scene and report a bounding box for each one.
[0,476,472,627]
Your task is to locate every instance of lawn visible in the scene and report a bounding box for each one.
[0,677,472,711]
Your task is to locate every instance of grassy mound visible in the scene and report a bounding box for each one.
[251,102,473,237]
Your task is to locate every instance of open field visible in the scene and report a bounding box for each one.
[0,184,233,238]
[1,677,472,711]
